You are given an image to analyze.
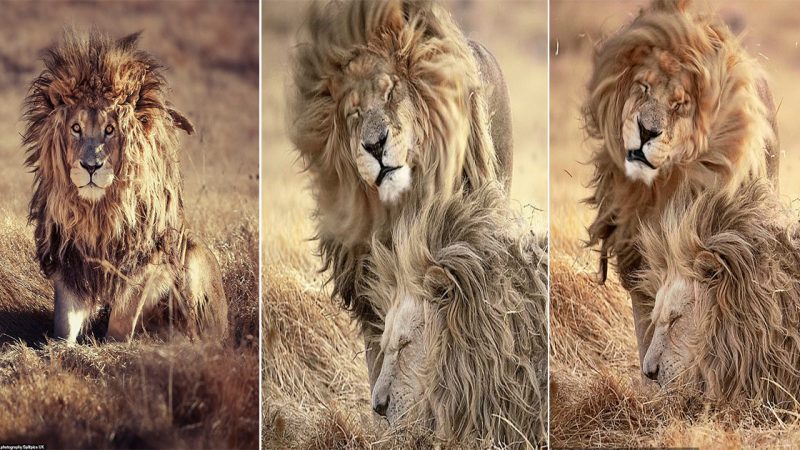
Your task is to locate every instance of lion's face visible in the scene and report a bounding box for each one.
[372,293,425,424]
[642,274,695,385]
[337,54,418,204]
[621,50,696,185]
[64,105,123,202]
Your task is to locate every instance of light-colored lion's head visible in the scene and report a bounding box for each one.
[23,30,193,261]
[638,180,800,405]
[290,0,497,248]
[371,293,425,424]
[641,275,694,384]
[584,0,773,187]
[360,182,548,445]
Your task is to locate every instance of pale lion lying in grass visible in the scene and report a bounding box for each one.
[359,182,548,447]
[638,179,800,406]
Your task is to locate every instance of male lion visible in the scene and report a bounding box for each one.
[290,0,512,387]
[583,0,779,365]
[22,31,228,343]
[637,179,800,406]
[360,183,548,447]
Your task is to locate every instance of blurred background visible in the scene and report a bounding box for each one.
[263,0,547,446]
[550,1,800,447]
[0,1,258,448]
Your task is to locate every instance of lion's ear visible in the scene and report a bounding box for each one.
[651,0,690,13]
[119,61,147,107]
[624,44,652,65]
[116,32,142,51]
[168,108,195,135]
[47,77,76,108]
[694,250,726,281]
[423,265,454,303]
[326,77,340,100]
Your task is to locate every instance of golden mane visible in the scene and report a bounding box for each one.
[361,183,548,446]
[638,180,800,406]
[582,0,778,287]
[23,30,193,304]
[289,0,499,314]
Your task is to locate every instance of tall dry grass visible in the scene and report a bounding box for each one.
[263,0,547,447]
[0,1,259,448]
[550,0,800,447]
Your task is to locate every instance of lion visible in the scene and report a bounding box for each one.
[582,0,780,365]
[636,179,800,406]
[22,30,228,343]
[289,0,513,388]
[359,182,548,447]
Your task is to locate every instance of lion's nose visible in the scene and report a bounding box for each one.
[637,118,662,146]
[80,161,104,175]
[643,363,660,381]
[362,129,388,162]
[372,391,390,417]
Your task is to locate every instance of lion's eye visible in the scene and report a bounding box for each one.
[398,336,410,351]
[386,84,395,102]
[71,123,81,134]
[348,109,361,120]
[668,315,681,328]
[638,82,650,95]
[104,125,115,136]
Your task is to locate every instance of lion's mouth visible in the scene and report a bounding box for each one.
[376,165,401,186]
[626,149,656,170]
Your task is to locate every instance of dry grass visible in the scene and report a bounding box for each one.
[263,0,547,447]
[0,1,259,448]
[550,0,800,447]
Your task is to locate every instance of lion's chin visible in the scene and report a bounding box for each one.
[377,166,412,204]
[624,160,658,186]
[77,185,108,203]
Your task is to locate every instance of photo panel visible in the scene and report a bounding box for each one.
[264,0,549,447]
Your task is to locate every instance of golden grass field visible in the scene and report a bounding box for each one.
[550,0,800,447]
[0,1,259,448]
[263,0,547,447]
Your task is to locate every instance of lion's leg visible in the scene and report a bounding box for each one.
[106,272,169,342]
[631,290,654,367]
[106,292,147,342]
[53,279,91,344]
[183,238,229,340]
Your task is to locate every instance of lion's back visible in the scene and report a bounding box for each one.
[469,40,513,190]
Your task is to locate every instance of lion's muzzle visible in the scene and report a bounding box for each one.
[361,128,401,186]
[623,114,665,185]
[362,127,388,162]
[356,110,412,203]
[70,142,114,201]
[626,148,656,170]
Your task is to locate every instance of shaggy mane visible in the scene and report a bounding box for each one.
[638,179,800,405]
[289,0,499,316]
[361,183,548,446]
[23,30,190,301]
[583,0,778,287]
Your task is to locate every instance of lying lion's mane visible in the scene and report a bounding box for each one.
[638,180,800,406]
[362,183,548,446]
